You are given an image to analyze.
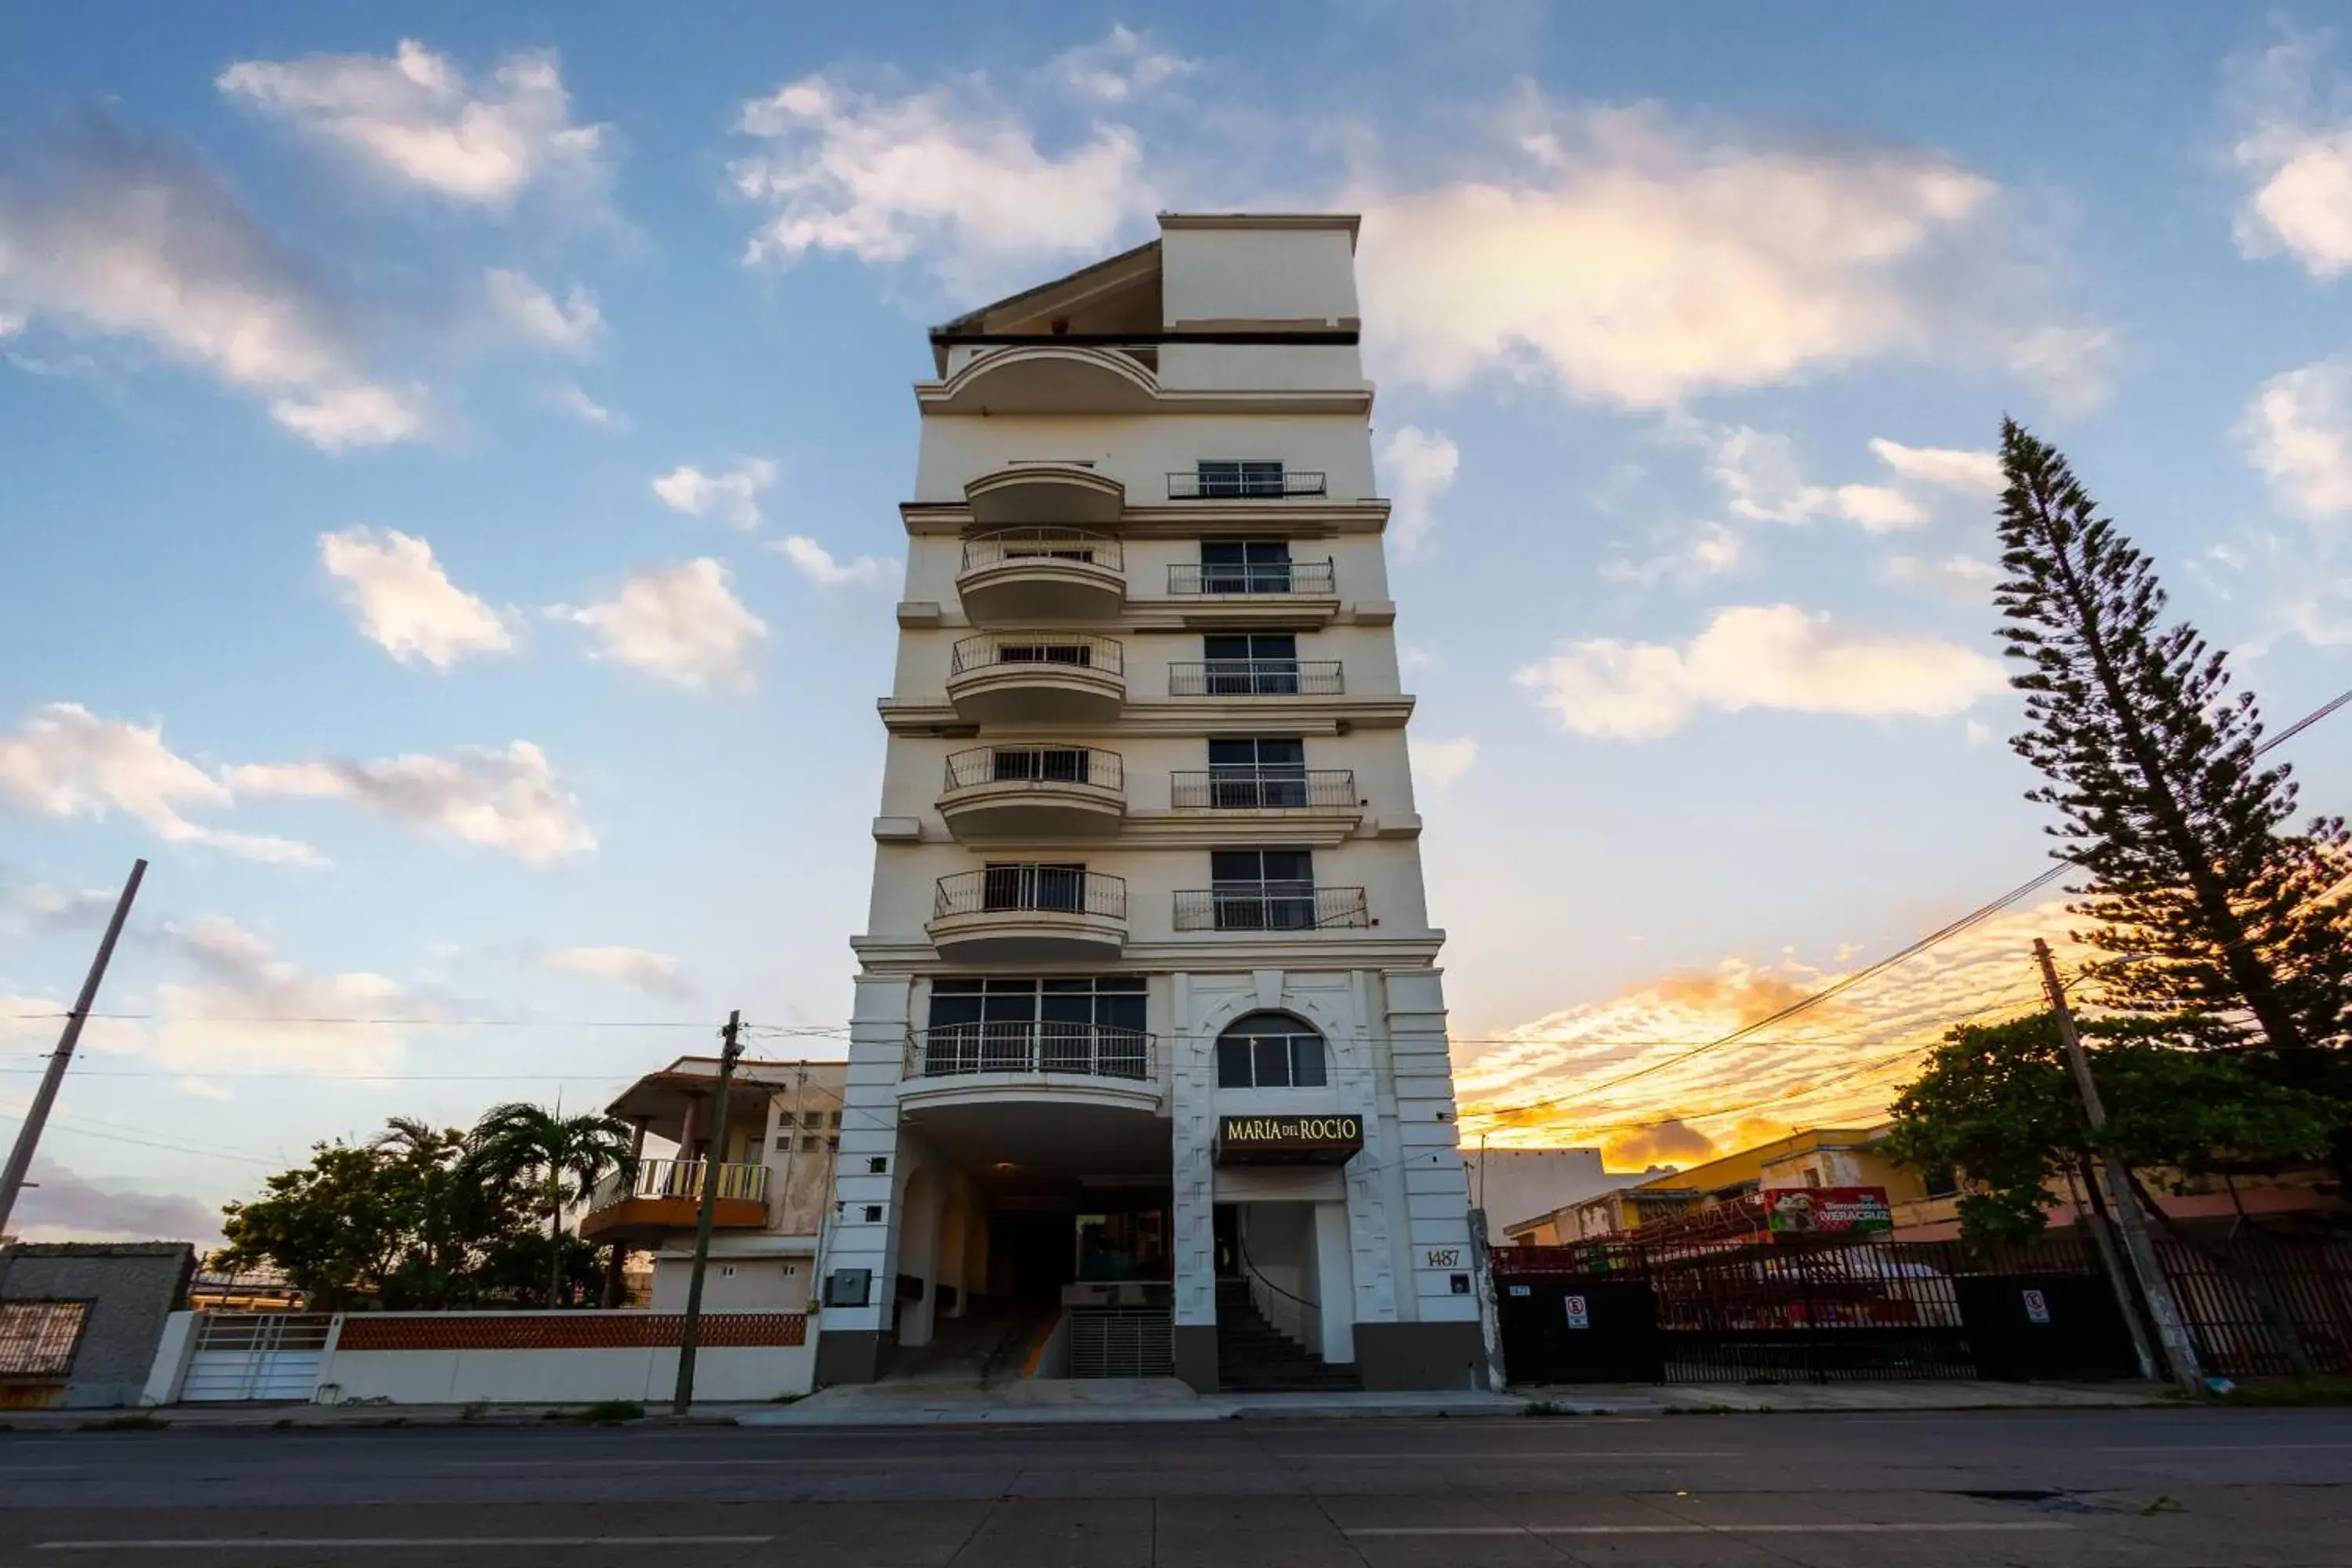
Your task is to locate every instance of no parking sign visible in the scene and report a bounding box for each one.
[1564,1294,1590,1330]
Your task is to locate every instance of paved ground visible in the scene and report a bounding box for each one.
[2,1406,2345,1565]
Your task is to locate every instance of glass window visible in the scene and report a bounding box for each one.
[1203,633,1298,695]
[1215,1011,1327,1089]
[1196,460,1284,499]
[1200,539,1294,593]
[1207,737,1305,808]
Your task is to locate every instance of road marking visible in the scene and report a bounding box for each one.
[36,1537,776,1552]
[1270,1457,1750,1467]
[2094,1442,2352,1451]
[1349,1522,2074,1537]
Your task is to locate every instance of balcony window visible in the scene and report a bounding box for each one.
[993,746,1094,784]
[996,640,1094,667]
[1197,460,1285,499]
[1208,737,1305,808]
[1210,848,1316,930]
[924,975,1148,1077]
[1200,540,1291,593]
[982,861,1086,912]
[1203,633,1297,695]
[1215,1011,1328,1089]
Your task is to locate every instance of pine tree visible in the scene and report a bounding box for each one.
[1994,419,2352,1073]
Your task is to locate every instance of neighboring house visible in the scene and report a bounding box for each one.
[583,1057,845,1313]
[0,1242,194,1409]
[820,214,1483,1395]
[1460,1148,1670,1236]
[1509,1126,1929,1244]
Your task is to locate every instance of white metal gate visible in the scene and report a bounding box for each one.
[180,1314,332,1402]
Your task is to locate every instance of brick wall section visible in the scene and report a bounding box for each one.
[335,1312,807,1352]
[0,1243,195,1406]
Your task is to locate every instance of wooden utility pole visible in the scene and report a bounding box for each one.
[671,1009,742,1416]
[2033,939,2205,1392]
[0,860,146,1240]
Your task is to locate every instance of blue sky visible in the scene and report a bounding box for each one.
[7,3,2352,1235]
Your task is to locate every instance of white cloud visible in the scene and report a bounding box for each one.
[551,383,623,427]
[771,535,898,589]
[485,268,601,354]
[1707,427,1926,532]
[1378,426,1460,560]
[1356,96,2088,409]
[9,1157,220,1244]
[2228,31,2352,278]
[1878,552,2003,607]
[1514,604,2005,740]
[652,459,775,529]
[227,741,595,865]
[535,945,689,998]
[1410,736,1479,790]
[550,559,768,693]
[217,39,610,212]
[1047,25,1195,104]
[1867,437,2005,496]
[1998,323,2118,415]
[0,118,425,450]
[2243,355,2352,522]
[145,915,413,1077]
[0,703,319,866]
[731,72,1153,287]
[318,526,514,669]
[268,382,429,450]
[1964,719,1996,749]
[1602,522,1753,590]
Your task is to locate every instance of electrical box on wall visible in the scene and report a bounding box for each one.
[824,1269,872,1308]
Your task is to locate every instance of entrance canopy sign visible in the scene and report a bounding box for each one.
[1214,1112,1363,1166]
[1762,1185,1893,1236]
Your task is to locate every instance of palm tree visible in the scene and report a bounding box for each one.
[463,1102,637,1308]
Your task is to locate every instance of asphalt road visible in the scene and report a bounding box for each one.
[2,1407,2347,1566]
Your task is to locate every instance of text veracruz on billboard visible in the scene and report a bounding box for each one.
[1761,1186,1893,1236]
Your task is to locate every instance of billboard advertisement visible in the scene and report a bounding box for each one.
[1762,1185,1893,1236]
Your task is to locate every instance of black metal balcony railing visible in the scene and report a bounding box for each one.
[943,746,1123,793]
[1167,660,1343,697]
[949,632,1124,676]
[960,530,1123,573]
[935,866,1127,920]
[1174,885,1371,931]
[1167,470,1327,499]
[908,1022,1152,1081]
[1166,561,1336,596]
[1169,768,1357,810]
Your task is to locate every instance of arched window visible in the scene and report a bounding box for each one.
[1216,1011,1327,1089]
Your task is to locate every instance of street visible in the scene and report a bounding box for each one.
[0,1407,2345,1566]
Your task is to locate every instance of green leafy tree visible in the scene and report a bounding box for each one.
[462,1102,637,1308]
[1994,421,2352,1072]
[1887,1013,2339,1248]
[215,1140,424,1312]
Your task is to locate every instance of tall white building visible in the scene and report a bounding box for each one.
[816,214,1481,1392]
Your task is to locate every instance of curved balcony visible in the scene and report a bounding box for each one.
[929,344,1161,416]
[958,531,1125,622]
[940,746,1124,839]
[578,1158,768,1244]
[948,633,1125,724]
[927,866,1127,961]
[898,1024,1163,1160]
[964,463,1126,528]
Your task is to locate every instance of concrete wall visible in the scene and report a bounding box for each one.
[319,1343,811,1405]
[1,1242,194,1409]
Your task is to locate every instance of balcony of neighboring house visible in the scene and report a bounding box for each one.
[928,864,1127,961]
[946,632,1126,724]
[1167,462,1328,500]
[958,530,1126,622]
[579,1157,770,1246]
[939,746,1125,839]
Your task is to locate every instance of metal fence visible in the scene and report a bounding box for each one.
[1169,768,1357,810]
[934,866,1127,920]
[960,529,1122,573]
[1174,886,1370,931]
[1167,660,1344,696]
[2156,1236,2352,1377]
[1167,561,1336,595]
[949,633,1124,676]
[1166,470,1327,499]
[908,1022,1152,1080]
[943,746,1123,792]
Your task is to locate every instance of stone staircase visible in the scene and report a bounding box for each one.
[1214,1280,1361,1392]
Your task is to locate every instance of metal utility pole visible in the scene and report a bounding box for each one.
[671,1009,742,1417]
[2033,939,2205,1392]
[0,860,146,1240]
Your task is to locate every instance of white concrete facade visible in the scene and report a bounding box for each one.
[820,216,1482,1391]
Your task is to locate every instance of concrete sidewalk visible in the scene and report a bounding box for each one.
[0,1378,2167,1430]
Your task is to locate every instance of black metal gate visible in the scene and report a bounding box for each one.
[1494,1236,2134,1385]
